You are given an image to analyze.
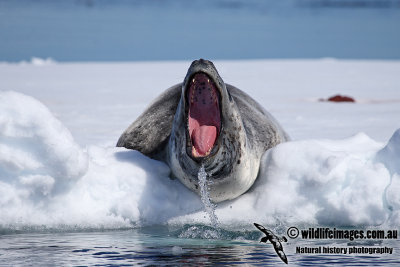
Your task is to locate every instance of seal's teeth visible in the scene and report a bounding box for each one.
[207,79,210,83]
[192,146,199,157]
[192,78,195,83]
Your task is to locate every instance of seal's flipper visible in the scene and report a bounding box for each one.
[116,83,182,159]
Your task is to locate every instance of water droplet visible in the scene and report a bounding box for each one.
[198,164,219,228]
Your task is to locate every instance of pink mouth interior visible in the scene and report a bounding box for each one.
[187,73,221,157]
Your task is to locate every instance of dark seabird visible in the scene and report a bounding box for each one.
[254,223,288,264]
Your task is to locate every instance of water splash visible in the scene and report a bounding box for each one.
[198,164,219,228]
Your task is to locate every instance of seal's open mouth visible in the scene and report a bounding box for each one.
[187,73,221,158]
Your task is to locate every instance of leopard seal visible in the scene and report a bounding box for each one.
[117,59,289,202]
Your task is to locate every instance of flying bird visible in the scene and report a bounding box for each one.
[254,223,288,264]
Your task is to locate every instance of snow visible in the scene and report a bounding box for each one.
[0,92,88,195]
[0,59,399,231]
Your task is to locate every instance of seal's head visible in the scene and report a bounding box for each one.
[181,59,234,162]
[168,58,247,201]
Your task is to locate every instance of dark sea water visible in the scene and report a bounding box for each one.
[0,0,400,61]
[1,226,399,266]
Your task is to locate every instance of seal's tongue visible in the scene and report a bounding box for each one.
[188,73,221,157]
